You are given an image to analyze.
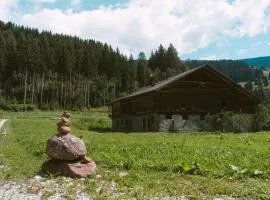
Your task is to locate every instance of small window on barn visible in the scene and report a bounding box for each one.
[125,119,128,125]
[121,120,124,125]
[117,120,120,126]
[143,118,146,130]
[200,114,205,120]
[166,114,172,119]
[182,114,188,120]
[151,116,154,124]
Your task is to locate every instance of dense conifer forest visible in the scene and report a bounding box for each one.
[241,56,270,68]
[0,21,265,110]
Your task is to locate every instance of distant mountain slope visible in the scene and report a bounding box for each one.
[184,59,263,83]
[241,56,270,68]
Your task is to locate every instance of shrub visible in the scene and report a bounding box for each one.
[201,111,255,133]
[9,104,37,112]
[254,104,270,131]
[73,116,111,131]
[201,114,215,131]
[0,97,10,110]
[172,162,203,175]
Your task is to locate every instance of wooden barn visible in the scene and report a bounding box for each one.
[109,64,260,132]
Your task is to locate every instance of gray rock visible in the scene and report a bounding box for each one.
[47,134,86,161]
[159,119,172,132]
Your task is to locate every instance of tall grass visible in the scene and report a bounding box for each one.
[73,116,111,132]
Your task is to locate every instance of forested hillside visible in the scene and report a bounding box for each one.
[241,56,270,68]
[0,21,186,110]
[185,59,264,82]
[0,21,266,110]
[0,22,138,109]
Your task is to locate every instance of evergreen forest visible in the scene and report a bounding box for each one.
[0,21,266,110]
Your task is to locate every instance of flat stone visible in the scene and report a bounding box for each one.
[57,126,71,134]
[41,159,97,178]
[47,134,86,160]
[57,117,71,127]
[81,156,92,164]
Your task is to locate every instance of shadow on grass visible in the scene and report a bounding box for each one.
[88,127,135,134]
[88,127,113,133]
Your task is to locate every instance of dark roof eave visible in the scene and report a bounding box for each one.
[205,65,261,104]
[108,64,207,104]
[108,64,261,105]
[108,90,157,105]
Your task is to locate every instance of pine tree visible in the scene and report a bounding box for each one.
[157,44,166,72]
[166,43,185,74]
[137,52,148,87]
[263,76,268,87]
[244,80,253,91]
[148,51,157,71]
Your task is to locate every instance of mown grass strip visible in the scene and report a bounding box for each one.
[0,120,46,180]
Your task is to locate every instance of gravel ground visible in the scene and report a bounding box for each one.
[0,120,7,129]
[0,119,7,136]
[0,181,40,200]
[0,176,238,200]
[0,175,239,200]
[0,176,91,200]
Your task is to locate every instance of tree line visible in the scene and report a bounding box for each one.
[0,20,265,110]
[0,21,186,109]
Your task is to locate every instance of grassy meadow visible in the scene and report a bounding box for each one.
[1,109,270,199]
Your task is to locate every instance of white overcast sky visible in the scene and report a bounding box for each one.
[1,0,270,59]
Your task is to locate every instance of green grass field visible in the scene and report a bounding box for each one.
[1,110,270,199]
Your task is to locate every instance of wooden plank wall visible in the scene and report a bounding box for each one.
[112,67,258,119]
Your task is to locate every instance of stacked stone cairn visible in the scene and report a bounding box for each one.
[42,112,96,178]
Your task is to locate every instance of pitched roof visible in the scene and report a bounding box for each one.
[110,64,261,104]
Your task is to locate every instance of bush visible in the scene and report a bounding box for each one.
[201,114,215,131]
[73,116,111,131]
[0,99,37,112]
[9,104,37,112]
[201,111,255,133]
[254,104,270,131]
[0,97,10,110]
[26,104,37,111]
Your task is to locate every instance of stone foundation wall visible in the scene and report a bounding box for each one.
[112,113,255,132]
[159,114,201,132]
